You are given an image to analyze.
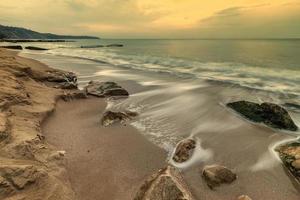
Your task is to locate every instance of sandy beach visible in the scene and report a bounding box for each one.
[0,48,299,200]
[42,98,167,200]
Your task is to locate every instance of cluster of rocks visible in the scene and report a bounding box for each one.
[82,80,135,126]
[134,137,250,200]
[227,101,298,131]
[0,45,49,51]
[276,141,300,183]
[227,100,300,184]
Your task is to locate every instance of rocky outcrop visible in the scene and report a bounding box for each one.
[227,101,298,131]
[0,49,75,199]
[134,166,194,200]
[172,139,196,163]
[276,141,300,182]
[0,45,23,50]
[25,46,48,51]
[85,81,129,98]
[101,110,138,126]
[202,165,237,189]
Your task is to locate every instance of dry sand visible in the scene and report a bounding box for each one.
[0,48,76,200]
[42,98,167,200]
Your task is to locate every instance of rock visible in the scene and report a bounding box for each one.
[0,113,9,141]
[61,90,87,101]
[172,139,196,163]
[25,46,48,51]
[0,176,14,197]
[106,44,123,47]
[0,165,44,190]
[237,195,252,200]
[276,141,300,182]
[227,101,298,131]
[85,81,129,98]
[101,110,138,126]
[0,45,23,50]
[134,165,194,200]
[202,165,237,189]
[80,45,104,48]
[36,70,78,89]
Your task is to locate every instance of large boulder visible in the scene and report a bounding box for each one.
[101,110,138,126]
[202,165,237,189]
[134,166,194,200]
[276,141,300,182]
[85,81,129,98]
[227,101,298,131]
[172,139,196,163]
[36,70,78,89]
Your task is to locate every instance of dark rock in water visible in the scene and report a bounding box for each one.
[173,139,196,163]
[101,110,137,126]
[85,81,129,98]
[106,44,124,47]
[134,165,194,200]
[0,45,23,50]
[202,165,237,189]
[80,45,104,48]
[227,101,298,131]
[276,141,300,183]
[25,46,48,51]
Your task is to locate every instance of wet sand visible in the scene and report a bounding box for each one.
[42,97,167,200]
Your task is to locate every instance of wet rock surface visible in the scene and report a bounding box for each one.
[276,141,300,182]
[134,165,194,200]
[172,139,196,163]
[85,81,129,98]
[202,165,237,189]
[101,110,138,126]
[227,101,298,131]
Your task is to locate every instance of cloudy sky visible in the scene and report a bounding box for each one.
[0,0,300,38]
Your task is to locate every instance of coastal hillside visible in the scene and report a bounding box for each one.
[0,25,99,39]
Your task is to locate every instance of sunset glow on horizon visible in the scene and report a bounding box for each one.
[1,0,300,38]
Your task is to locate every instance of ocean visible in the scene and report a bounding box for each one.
[21,39,300,96]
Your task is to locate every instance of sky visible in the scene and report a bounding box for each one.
[0,0,300,38]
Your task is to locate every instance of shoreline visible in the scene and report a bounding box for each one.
[1,48,299,199]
